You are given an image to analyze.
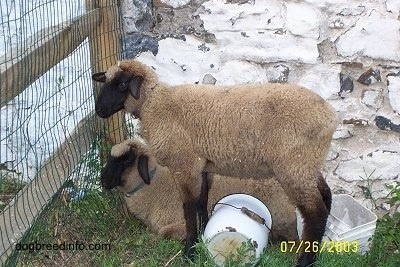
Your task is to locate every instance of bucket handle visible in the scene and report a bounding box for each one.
[240,206,265,225]
[213,203,271,231]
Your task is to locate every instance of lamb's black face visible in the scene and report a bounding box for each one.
[100,149,137,190]
[93,71,133,118]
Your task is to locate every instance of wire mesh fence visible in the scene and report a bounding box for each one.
[0,0,126,265]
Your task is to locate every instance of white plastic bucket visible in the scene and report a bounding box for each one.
[203,194,272,266]
[296,194,377,254]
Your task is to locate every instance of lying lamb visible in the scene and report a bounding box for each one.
[101,138,298,243]
[93,60,337,267]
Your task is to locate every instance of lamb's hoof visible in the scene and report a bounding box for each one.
[296,252,316,267]
[184,242,196,261]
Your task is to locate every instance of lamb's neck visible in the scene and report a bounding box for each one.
[124,166,157,197]
[133,82,163,119]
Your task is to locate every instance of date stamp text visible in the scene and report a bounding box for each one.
[280,241,359,253]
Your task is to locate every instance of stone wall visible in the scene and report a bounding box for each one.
[121,0,400,213]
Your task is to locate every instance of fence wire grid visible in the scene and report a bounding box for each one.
[0,0,127,265]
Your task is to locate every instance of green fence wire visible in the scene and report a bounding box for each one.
[0,0,126,265]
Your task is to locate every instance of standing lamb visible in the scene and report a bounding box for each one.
[92,60,337,267]
[101,138,298,243]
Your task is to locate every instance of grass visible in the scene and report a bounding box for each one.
[7,139,400,266]
[9,185,400,267]
[12,190,186,267]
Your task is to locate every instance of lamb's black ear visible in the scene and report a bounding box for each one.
[137,154,151,184]
[92,72,107,83]
[129,76,144,100]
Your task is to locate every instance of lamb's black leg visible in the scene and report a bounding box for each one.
[198,171,209,229]
[295,174,330,267]
[296,194,329,267]
[317,173,332,212]
[275,170,330,267]
[184,172,209,259]
[183,199,199,260]
[181,173,208,260]
[173,159,208,261]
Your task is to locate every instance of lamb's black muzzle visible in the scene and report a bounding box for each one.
[100,151,137,190]
[95,107,108,119]
[101,166,122,190]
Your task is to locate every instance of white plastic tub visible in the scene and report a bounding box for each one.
[203,194,272,266]
[296,194,377,254]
